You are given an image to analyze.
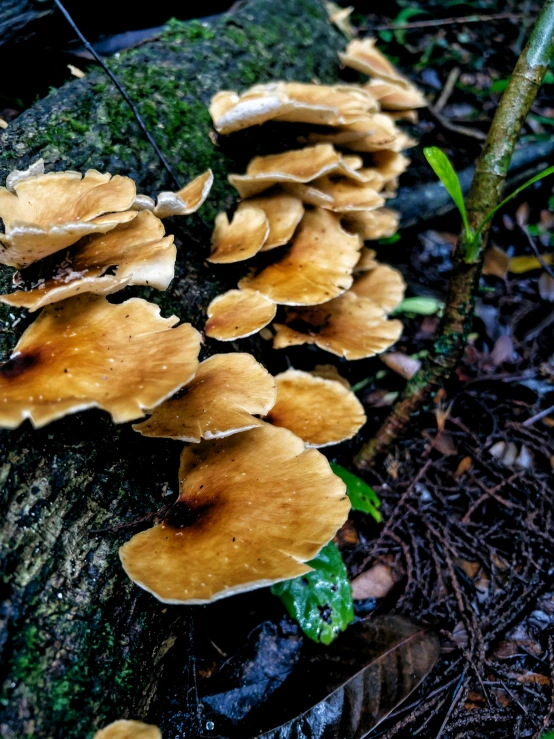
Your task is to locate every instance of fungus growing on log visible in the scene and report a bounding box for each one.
[205,289,277,341]
[237,191,304,250]
[133,353,276,442]
[0,161,137,268]
[0,294,201,428]
[344,208,399,241]
[310,175,385,212]
[93,720,161,739]
[350,263,406,313]
[353,246,379,272]
[208,207,269,263]
[339,38,413,88]
[238,208,362,305]
[133,170,213,219]
[267,369,366,447]
[0,211,176,311]
[119,423,350,604]
[367,79,427,110]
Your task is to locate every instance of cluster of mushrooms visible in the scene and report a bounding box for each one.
[205,37,426,359]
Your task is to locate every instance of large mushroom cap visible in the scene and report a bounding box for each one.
[209,88,295,134]
[133,353,276,442]
[339,38,411,88]
[93,720,161,739]
[134,170,214,219]
[0,211,176,311]
[0,294,201,428]
[344,208,399,241]
[0,166,137,268]
[304,113,402,153]
[119,423,350,604]
[239,208,362,306]
[273,291,403,360]
[350,263,406,313]
[311,176,385,212]
[208,207,269,264]
[237,191,304,250]
[267,369,366,447]
[205,289,276,341]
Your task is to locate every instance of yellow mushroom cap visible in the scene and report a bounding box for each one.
[267,368,366,447]
[344,208,400,242]
[367,79,427,110]
[119,423,350,604]
[353,246,379,272]
[93,720,161,739]
[239,208,362,306]
[208,207,269,264]
[339,38,411,88]
[0,211,176,312]
[0,294,201,429]
[350,264,406,313]
[0,165,137,268]
[205,289,277,341]
[273,291,403,360]
[209,88,296,134]
[311,176,385,213]
[237,191,304,250]
[134,171,213,219]
[133,353,276,442]
[304,114,402,153]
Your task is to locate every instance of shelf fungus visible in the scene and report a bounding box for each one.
[273,291,403,360]
[119,423,350,604]
[0,294,201,428]
[133,353,276,442]
[93,721,161,739]
[239,208,362,306]
[205,289,276,341]
[237,190,304,250]
[367,79,427,111]
[267,369,366,447]
[311,176,385,212]
[133,170,213,219]
[350,263,406,313]
[344,208,399,242]
[0,211,176,311]
[339,38,413,88]
[208,207,269,263]
[0,160,137,268]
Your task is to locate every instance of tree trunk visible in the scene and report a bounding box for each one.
[0,3,346,737]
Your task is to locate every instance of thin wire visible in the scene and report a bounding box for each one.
[52,0,182,190]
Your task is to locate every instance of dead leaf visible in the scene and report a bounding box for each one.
[510,254,553,274]
[351,563,395,600]
[68,64,85,78]
[483,245,510,279]
[432,431,457,456]
[0,117,8,130]
[454,456,473,478]
[515,202,530,228]
[335,519,359,547]
[490,335,515,366]
[539,272,554,301]
[515,672,550,686]
[380,352,421,379]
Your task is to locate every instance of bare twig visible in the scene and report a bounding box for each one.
[428,107,488,141]
[432,67,461,115]
[521,224,554,280]
[373,12,523,32]
[523,403,554,427]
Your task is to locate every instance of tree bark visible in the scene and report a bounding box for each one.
[0,3,346,737]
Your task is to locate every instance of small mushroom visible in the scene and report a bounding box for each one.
[350,264,406,313]
[305,114,403,153]
[133,170,213,219]
[0,165,137,268]
[237,190,304,250]
[353,246,379,272]
[281,182,335,207]
[205,289,276,341]
[0,294,201,428]
[367,79,427,110]
[0,211,176,311]
[339,38,411,88]
[119,422,350,604]
[273,291,403,360]
[210,88,297,134]
[311,363,351,388]
[372,150,411,182]
[267,368,366,447]
[93,720,161,739]
[208,207,269,263]
[311,176,385,212]
[133,353,276,442]
[239,208,362,305]
[344,208,400,241]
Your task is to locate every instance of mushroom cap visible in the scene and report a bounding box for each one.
[353,246,379,272]
[273,291,403,360]
[119,422,350,604]
[205,289,277,341]
[0,294,201,429]
[133,353,276,442]
[0,211,176,311]
[93,720,161,739]
[350,264,406,313]
[239,208,362,306]
[281,182,335,207]
[344,208,399,242]
[208,207,269,264]
[304,114,402,153]
[372,150,411,182]
[210,88,296,134]
[311,363,351,388]
[237,191,304,250]
[0,168,137,268]
[134,170,214,219]
[339,38,411,88]
[367,79,427,110]
[267,368,366,447]
[311,176,385,212]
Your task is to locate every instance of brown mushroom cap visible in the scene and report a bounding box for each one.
[0,294,201,428]
[208,207,269,264]
[281,182,335,208]
[119,422,350,604]
[339,38,411,88]
[205,289,277,341]
[134,171,213,219]
[93,720,161,739]
[267,369,366,447]
[0,167,137,268]
[304,114,401,153]
[353,246,379,272]
[311,176,385,212]
[367,79,427,110]
[372,150,410,182]
[350,264,406,313]
[210,88,296,134]
[133,353,276,442]
[311,363,351,388]
[239,208,362,305]
[273,291,403,360]
[344,208,400,242]
[0,211,176,311]
[237,191,304,250]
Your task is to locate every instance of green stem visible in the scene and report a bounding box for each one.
[355,0,554,469]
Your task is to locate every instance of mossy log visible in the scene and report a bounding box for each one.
[0,3,346,737]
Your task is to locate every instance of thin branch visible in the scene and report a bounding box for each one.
[432,67,461,115]
[521,223,554,280]
[52,0,182,190]
[522,403,554,426]
[373,12,523,32]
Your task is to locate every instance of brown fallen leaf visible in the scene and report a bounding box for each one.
[515,672,550,686]
[351,563,395,600]
[454,456,473,478]
[539,272,554,301]
[490,334,515,366]
[380,351,421,379]
[483,245,510,279]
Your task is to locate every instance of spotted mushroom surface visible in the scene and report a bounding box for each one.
[350,263,406,313]
[208,207,269,264]
[205,289,277,341]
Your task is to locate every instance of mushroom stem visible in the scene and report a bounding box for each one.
[355,0,554,468]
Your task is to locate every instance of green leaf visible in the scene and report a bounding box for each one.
[330,463,381,522]
[378,233,401,245]
[491,78,510,93]
[271,542,354,645]
[392,296,444,315]
[423,147,470,235]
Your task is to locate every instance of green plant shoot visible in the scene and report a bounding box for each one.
[331,463,382,523]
